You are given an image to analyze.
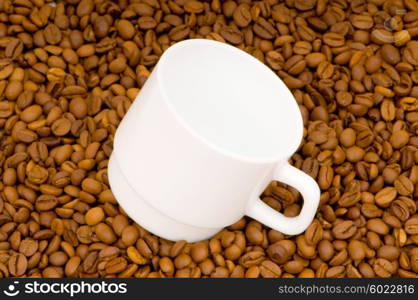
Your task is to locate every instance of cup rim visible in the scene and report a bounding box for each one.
[155,39,304,164]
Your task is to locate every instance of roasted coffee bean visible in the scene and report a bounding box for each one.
[220,26,243,45]
[253,18,277,40]
[95,223,117,244]
[85,207,105,226]
[8,253,27,276]
[332,221,357,240]
[305,220,323,245]
[233,4,252,28]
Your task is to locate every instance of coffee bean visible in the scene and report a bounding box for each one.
[127,246,147,265]
[51,118,71,136]
[351,14,374,30]
[405,218,418,235]
[8,253,27,276]
[106,257,128,274]
[81,178,102,195]
[394,175,414,196]
[5,39,24,59]
[49,251,69,267]
[305,220,323,245]
[121,226,139,247]
[367,219,390,235]
[375,187,397,208]
[380,44,401,65]
[220,26,243,45]
[259,260,281,278]
[323,33,345,47]
[85,207,105,226]
[267,241,291,264]
[253,18,277,40]
[332,221,357,240]
[44,24,62,45]
[233,4,251,28]
[373,258,395,278]
[116,20,135,40]
[348,240,366,261]
[65,256,81,277]
[95,223,117,244]
[283,260,304,274]
[169,25,190,41]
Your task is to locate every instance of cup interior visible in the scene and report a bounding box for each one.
[157,39,303,162]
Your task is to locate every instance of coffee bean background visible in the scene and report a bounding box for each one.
[0,0,417,278]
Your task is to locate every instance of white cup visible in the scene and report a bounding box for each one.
[108,39,320,242]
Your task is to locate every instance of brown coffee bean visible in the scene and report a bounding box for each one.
[394,175,414,196]
[44,24,62,45]
[49,251,68,267]
[220,26,243,45]
[8,253,27,276]
[318,240,334,262]
[375,187,397,208]
[51,118,71,136]
[85,207,105,226]
[159,257,175,275]
[185,1,204,14]
[253,18,277,40]
[93,16,110,39]
[169,25,190,41]
[405,218,418,235]
[95,223,117,244]
[191,243,209,263]
[65,256,81,277]
[390,130,410,149]
[367,219,390,235]
[346,146,365,162]
[233,4,251,28]
[377,245,400,261]
[42,266,64,278]
[138,17,157,30]
[380,44,401,65]
[19,238,38,257]
[239,251,264,268]
[348,240,366,261]
[332,220,357,239]
[16,129,38,143]
[81,178,102,195]
[121,226,139,247]
[318,165,334,189]
[69,98,88,119]
[259,260,281,278]
[323,33,345,47]
[5,39,24,59]
[283,260,304,274]
[381,100,396,121]
[351,14,374,30]
[116,19,135,40]
[373,258,395,277]
[305,220,323,245]
[267,241,292,264]
[20,105,43,123]
[294,0,316,11]
[127,246,147,265]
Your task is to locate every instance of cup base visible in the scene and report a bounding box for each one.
[108,155,222,242]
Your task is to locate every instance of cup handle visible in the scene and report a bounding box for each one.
[245,163,320,235]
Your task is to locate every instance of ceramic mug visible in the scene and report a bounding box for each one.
[108,39,320,242]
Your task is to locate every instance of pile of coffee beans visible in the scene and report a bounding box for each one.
[0,0,417,278]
